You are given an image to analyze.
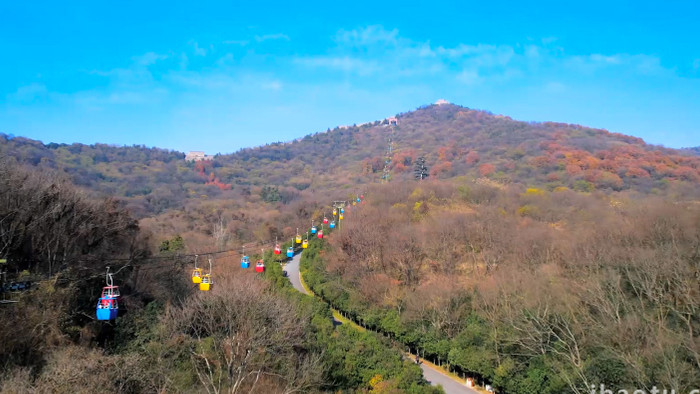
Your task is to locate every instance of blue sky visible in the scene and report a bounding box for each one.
[1,0,699,153]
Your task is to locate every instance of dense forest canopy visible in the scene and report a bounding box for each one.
[0,161,438,393]
[304,179,700,393]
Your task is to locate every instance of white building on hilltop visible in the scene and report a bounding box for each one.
[185,151,214,162]
[435,99,450,105]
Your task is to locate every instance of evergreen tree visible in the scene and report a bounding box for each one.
[414,157,429,180]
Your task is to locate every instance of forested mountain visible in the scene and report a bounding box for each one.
[4,102,700,272]
[3,103,700,217]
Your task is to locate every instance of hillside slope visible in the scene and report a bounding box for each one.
[2,103,699,215]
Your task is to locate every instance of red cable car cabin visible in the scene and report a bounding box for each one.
[255,260,265,273]
[100,285,120,302]
[274,244,281,255]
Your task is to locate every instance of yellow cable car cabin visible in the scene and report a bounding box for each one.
[295,235,302,244]
[332,208,337,215]
[192,268,203,284]
[199,274,212,291]
[302,239,309,249]
[339,213,344,220]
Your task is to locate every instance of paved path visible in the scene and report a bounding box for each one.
[283,251,308,295]
[283,251,478,394]
[417,363,480,394]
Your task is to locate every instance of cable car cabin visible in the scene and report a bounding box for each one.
[317,231,323,239]
[274,244,282,255]
[241,256,250,268]
[96,297,118,321]
[330,221,336,229]
[323,217,329,224]
[340,208,344,214]
[311,226,317,234]
[332,208,337,215]
[192,268,203,283]
[255,260,265,273]
[339,213,344,220]
[302,240,309,249]
[352,201,356,206]
[199,274,212,291]
[286,247,294,258]
[356,197,361,202]
[360,194,364,200]
[295,235,302,244]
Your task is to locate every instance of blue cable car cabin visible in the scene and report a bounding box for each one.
[311,226,317,234]
[330,221,336,229]
[96,297,118,320]
[286,247,294,258]
[241,256,250,268]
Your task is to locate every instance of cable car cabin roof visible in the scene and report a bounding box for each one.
[101,286,120,297]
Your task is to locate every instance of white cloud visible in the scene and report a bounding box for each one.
[223,39,249,46]
[216,53,235,67]
[567,53,665,76]
[261,81,283,91]
[437,44,515,68]
[254,33,290,42]
[525,45,540,59]
[335,25,399,47]
[456,69,482,85]
[7,83,49,103]
[544,81,566,93]
[132,52,168,66]
[190,41,207,56]
[590,54,622,64]
[294,56,379,75]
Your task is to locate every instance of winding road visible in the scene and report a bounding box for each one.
[282,252,480,394]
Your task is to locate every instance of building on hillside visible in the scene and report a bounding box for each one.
[435,99,450,105]
[185,151,214,162]
[387,117,398,126]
